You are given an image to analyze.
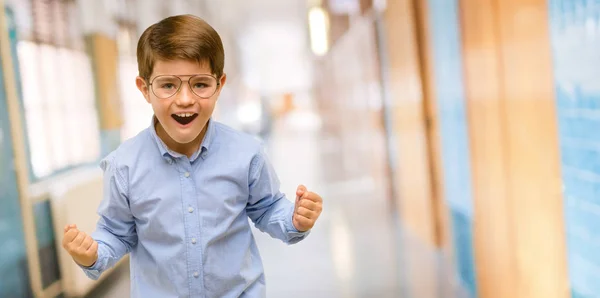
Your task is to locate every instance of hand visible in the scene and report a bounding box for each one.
[62,224,98,267]
[292,185,323,232]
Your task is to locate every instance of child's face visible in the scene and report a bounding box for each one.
[136,59,226,146]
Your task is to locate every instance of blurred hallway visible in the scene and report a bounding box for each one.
[1,0,598,298]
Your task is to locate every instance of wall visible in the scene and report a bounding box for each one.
[426,0,477,295]
[461,0,568,297]
[0,8,32,297]
[549,1,600,297]
[382,0,438,247]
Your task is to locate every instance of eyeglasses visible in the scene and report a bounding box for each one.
[148,74,221,99]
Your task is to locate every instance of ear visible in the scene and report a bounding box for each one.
[136,76,151,103]
[217,73,227,93]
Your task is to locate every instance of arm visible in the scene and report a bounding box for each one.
[246,148,310,244]
[79,153,138,280]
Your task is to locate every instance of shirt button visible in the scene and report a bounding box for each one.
[184,172,190,178]
[191,238,197,244]
[193,272,199,278]
[188,207,194,213]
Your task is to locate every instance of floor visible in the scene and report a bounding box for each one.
[86,115,469,298]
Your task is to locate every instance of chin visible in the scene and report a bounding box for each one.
[169,131,202,144]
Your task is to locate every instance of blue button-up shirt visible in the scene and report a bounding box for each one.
[82,117,309,297]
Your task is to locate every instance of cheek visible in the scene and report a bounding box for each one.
[198,99,216,113]
[150,103,173,123]
[150,99,169,113]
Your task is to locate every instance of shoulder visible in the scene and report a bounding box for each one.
[210,121,269,174]
[99,128,154,177]
[212,121,264,154]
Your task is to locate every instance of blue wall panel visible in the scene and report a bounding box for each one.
[428,0,477,296]
[34,200,61,288]
[0,7,32,298]
[549,1,600,297]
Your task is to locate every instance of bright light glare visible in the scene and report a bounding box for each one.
[236,101,262,124]
[308,7,329,56]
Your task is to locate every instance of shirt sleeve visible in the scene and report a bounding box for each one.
[246,147,310,244]
[80,152,138,280]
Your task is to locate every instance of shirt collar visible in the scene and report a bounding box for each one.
[149,115,215,162]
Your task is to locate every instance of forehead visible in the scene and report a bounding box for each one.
[152,59,211,77]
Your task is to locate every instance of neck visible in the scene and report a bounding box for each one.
[155,120,207,158]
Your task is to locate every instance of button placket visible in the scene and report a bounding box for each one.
[181,160,204,293]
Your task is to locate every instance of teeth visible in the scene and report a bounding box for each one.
[176,113,194,117]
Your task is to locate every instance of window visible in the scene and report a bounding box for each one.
[15,0,100,180]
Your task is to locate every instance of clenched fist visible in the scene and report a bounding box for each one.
[62,224,98,267]
[292,185,323,232]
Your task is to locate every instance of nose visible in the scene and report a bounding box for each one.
[174,82,195,106]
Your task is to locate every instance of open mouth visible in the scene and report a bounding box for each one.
[172,113,198,126]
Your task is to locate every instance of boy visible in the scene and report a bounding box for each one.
[61,14,323,298]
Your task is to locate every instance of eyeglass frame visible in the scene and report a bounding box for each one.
[146,74,222,99]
